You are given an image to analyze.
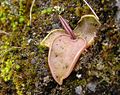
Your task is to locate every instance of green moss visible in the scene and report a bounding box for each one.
[0,1,36,94]
[1,59,14,81]
[41,7,53,15]
[72,79,87,86]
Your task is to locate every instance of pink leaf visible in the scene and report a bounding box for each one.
[48,35,86,85]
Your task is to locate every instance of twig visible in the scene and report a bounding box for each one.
[30,0,35,26]
[0,30,9,35]
[0,47,22,57]
[83,0,99,20]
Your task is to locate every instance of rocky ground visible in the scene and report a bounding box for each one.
[0,0,120,95]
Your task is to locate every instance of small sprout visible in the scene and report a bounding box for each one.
[40,0,101,85]
[41,15,101,85]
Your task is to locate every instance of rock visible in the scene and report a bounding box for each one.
[87,82,97,92]
[76,74,82,79]
[75,86,83,95]
[28,38,33,44]
[43,76,50,83]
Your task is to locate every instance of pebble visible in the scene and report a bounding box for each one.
[76,74,82,79]
[75,85,83,95]
[52,23,60,29]
[31,58,36,64]
[28,38,33,44]
[87,82,97,92]
[43,76,50,83]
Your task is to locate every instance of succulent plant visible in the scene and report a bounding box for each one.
[41,15,101,85]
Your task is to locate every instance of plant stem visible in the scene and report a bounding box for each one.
[59,15,76,39]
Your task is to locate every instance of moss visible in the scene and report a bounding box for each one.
[0,0,36,94]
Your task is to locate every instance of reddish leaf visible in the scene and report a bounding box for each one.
[48,35,86,85]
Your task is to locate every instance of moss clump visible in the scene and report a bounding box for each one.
[0,0,36,95]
